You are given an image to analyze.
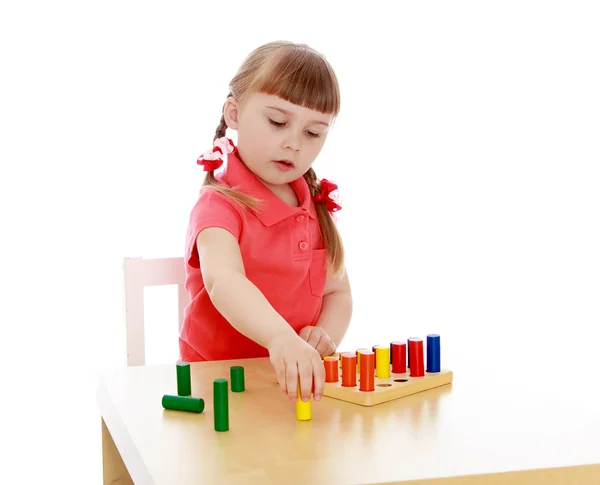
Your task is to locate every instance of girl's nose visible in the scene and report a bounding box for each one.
[283,132,301,151]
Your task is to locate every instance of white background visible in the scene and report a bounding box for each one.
[1,1,599,483]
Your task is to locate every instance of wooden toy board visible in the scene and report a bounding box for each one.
[323,360,453,407]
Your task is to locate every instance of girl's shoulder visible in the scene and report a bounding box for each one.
[193,186,244,213]
[189,185,259,232]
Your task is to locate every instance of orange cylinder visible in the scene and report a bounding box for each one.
[324,357,339,382]
[359,351,375,392]
[356,348,368,372]
[341,352,357,387]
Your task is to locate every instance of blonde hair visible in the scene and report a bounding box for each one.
[203,41,344,275]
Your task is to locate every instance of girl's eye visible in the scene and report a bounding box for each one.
[269,118,320,138]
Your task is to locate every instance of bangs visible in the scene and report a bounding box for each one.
[247,46,340,116]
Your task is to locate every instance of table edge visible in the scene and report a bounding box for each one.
[96,376,156,485]
[391,462,600,485]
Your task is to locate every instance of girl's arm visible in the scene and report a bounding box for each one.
[313,269,353,349]
[196,227,325,402]
[196,227,298,347]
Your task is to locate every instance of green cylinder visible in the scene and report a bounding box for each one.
[230,366,245,392]
[162,394,204,413]
[177,362,191,396]
[213,378,229,432]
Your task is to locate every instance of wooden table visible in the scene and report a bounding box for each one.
[97,355,600,484]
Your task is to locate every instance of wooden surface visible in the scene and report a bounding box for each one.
[102,417,134,485]
[323,364,453,406]
[97,356,600,485]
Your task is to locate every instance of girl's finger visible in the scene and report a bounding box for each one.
[297,360,313,402]
[275,361,287,395]
[285,361,299,402]
[307,330,324,351]
[324,339,337,357]
[311,354,326,400]
[316,336,331,357]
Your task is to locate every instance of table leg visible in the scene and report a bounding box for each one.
[102,417,134,485]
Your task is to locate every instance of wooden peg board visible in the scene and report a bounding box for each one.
[322,361,453,407]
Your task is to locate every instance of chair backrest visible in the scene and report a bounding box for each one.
[123,256,190,366]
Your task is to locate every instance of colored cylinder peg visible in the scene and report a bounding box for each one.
[341,352,357,387]
[375,345,390,378]
[324,356,339,382]
[359,351,375,392]
[408,338,425,377]
[162,394,204,413]
[176,362,191,396]
[372,345,379,369]
[213,378,229,432]
[296,387,311,421]
[427,334,441,372]
[407,336,417,368]
[356,348,368,372]
[391,341,407,373]
[230,366,245,392]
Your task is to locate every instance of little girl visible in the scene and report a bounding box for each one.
[179,40,352,404]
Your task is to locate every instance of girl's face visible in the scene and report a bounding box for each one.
[224,92,333,189]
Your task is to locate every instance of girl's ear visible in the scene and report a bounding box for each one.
[223,98,240,130]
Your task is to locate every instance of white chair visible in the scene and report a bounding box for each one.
[123,257,190,366]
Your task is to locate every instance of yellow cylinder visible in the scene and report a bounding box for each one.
[296,388,311,421]
[375,345,390,378]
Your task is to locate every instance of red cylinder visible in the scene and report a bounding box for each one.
[359,351,375,391]
[391,341,407,373]
[324,357,339,382]
[341,353,357,387]
[408,338,424,377]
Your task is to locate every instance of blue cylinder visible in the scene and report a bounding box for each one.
[426,334,441,372]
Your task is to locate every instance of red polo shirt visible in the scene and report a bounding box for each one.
[179,148,327,361]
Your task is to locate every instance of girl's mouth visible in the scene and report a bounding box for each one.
[273,160,295,171]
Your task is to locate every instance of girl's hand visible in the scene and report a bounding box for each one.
[299,325,337,358]
[267,333,325,403]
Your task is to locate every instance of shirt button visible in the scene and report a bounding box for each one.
[296,215,305,222]
[299,241,308,251]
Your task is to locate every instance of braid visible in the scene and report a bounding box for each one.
[304,167,345,276]
[213,114,227,142]
[213,92,232,142]
[201,92,262,211]
[303,167,321,197]
[203,92,232,185]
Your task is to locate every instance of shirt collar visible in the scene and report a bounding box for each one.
[218,147,318,227]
